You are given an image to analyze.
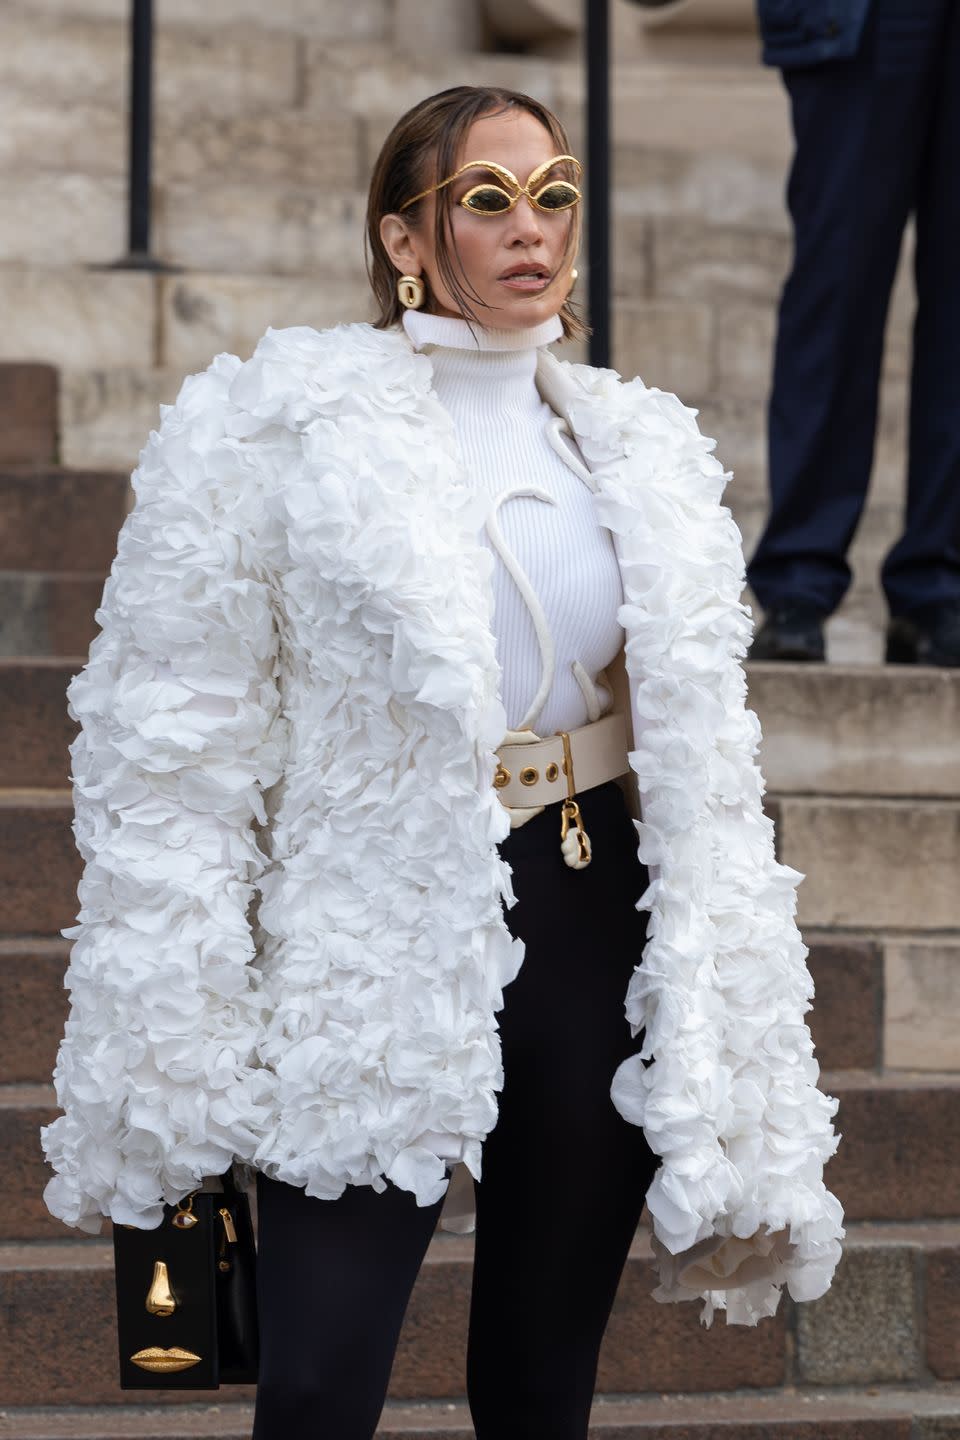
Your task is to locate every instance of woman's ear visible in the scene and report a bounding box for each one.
[379,213,422,278]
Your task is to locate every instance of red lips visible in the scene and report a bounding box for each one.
[498,261,551,280]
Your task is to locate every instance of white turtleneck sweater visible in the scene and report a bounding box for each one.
[402,308,625,739]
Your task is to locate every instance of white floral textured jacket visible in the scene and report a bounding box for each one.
[41,320,844,1328]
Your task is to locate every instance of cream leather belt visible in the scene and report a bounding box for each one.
[493,711,630,868]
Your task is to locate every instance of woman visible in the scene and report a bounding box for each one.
[41,86,844,1438]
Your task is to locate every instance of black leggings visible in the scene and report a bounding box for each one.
[252,779,659,1440]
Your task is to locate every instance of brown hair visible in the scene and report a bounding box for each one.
[365,85,588,342]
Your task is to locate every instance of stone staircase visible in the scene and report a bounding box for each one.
[2,354,960,1436]
[2,0,959,1434]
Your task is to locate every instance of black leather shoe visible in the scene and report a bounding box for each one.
[750,603,826,662]
[886,602,960,666]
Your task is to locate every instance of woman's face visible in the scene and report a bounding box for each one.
[380,108,579,330]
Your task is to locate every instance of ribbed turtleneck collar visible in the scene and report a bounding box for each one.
[403,309,563,354]
[402,309,563,419]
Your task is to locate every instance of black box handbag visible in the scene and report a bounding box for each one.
[113,1167,258,1389]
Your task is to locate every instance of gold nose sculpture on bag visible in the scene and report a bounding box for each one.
[145,1259,177,1317]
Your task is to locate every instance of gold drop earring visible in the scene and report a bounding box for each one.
[397,274,426,310]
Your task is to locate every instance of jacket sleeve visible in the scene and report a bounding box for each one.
[40,354,285,1234]
[565,361,845,1327]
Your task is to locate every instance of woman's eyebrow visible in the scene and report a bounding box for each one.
[530,157,567,179]
[455,161,514,184]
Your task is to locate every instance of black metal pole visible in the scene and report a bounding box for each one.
[104,0,178,272]
[128,0,153,261]
[585,0,611,368]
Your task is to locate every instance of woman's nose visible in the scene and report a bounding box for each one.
[506,197,545,243]
[506,211,544,246]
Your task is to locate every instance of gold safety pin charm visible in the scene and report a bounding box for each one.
[557,731,591,869]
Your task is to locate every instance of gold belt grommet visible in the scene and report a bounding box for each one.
[494,763,511,788]
[519,766,539,786]
[545,762,559,782]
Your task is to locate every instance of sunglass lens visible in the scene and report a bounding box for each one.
[463,186,513,214]
[535,182,580,211]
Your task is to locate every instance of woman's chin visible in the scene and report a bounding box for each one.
[486,291,564,330]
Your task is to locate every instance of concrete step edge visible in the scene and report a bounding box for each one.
[0,936,70,956]
[0,788,73,805]
[819,1067,960,1089]
[5,1218,960,1273]
[772,795,960,812]
[3,1383,960,1437]
[0,464,125,481]
[0,655,86,670]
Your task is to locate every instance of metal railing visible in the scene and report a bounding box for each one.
[585,0,611,367]
[110,0,176,272]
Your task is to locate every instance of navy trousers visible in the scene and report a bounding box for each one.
[746,0,960,620]
[251,779,658,1440]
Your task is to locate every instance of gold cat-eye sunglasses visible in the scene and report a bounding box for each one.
[400,154,583,217]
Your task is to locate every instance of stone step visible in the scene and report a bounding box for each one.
[0,466,128,572]
[6,780,959,937]
[1,1222,958,1409]
[3,925,955,1095]
[0,0,388,36]
[58,365,179,474]
[0,529,901,664]
[8,1074,958,1250]
[0,262,904,474]
[770,796,960,931]
[0,660,80,784]
[0,1231,783,1406]
[50,341,911,486]
[0,8,300,118]
[818,1071,960,1223]
[4,1385,960,1440]
[0,791,77,935]
[0,939,71,1085]
[747,663,960,799]
[0,932,900,1090]
[0,364,58,466]
[0,573,103,657]
[7,658,957,794]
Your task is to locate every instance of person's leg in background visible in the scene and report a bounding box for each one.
[747,0,947,652]
[252,1171,444,1440]
[466,781,660,1440]
[883,0,960,662]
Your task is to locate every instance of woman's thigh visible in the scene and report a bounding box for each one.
[253,1172,444,1440]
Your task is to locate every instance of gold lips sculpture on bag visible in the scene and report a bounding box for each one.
[130,1346,202,1373]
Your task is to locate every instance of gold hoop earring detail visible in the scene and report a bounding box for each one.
[397,274,425,310]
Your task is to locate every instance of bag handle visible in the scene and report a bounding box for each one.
[219,1165,241,1200]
